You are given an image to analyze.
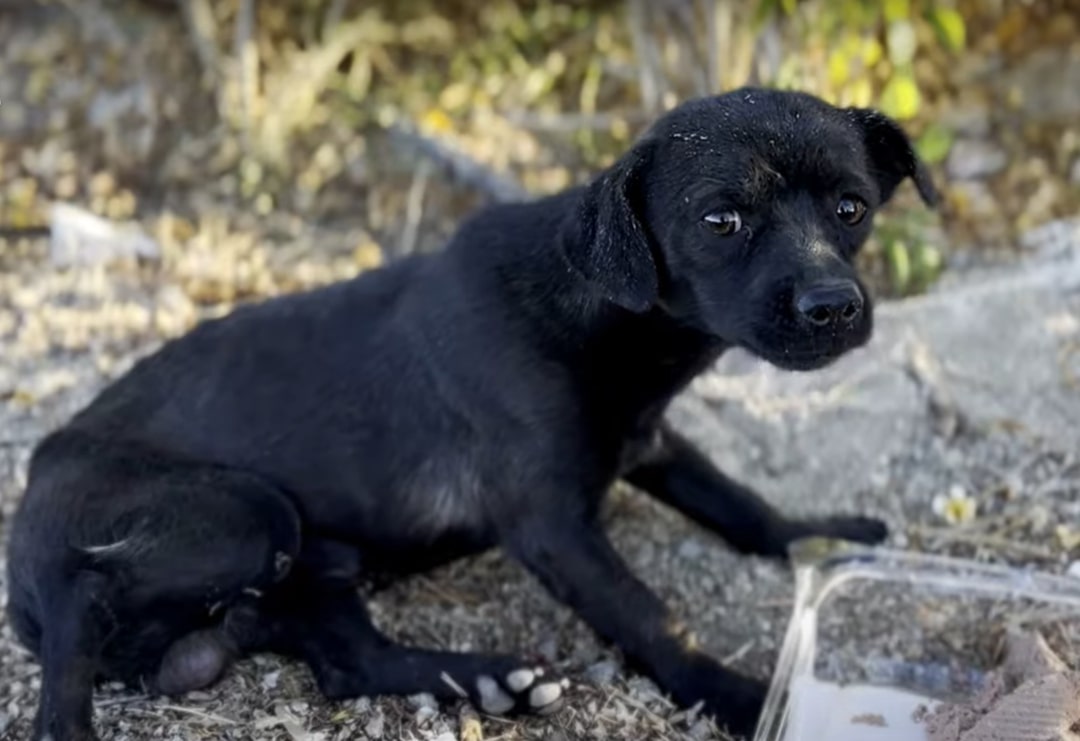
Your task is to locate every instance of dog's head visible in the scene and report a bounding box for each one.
[561,87,938,371]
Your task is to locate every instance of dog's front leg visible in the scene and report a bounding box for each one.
[623,423,887,558]
[505,516,766,737]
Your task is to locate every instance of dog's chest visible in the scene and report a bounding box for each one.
[616,425,665,475]
[399,454,488,539]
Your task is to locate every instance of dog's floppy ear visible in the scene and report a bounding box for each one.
[560,141,658,313]
[846,108,939,208]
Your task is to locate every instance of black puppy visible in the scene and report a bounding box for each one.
[7,88,936,740]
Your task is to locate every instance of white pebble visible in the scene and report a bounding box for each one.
[407,692,437,710]
[261,670,280,690]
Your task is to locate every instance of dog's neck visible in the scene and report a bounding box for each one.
[576,302,728,418]
[448,193,727,419]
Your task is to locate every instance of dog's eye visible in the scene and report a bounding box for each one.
[703,210,742,236]
[836,196,868,226]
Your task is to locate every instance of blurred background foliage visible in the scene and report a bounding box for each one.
[1,0,1078,300]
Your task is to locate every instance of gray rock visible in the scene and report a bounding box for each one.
[671,224,1080,516]
[946,138,1008,180]
[1019,216,1080,258]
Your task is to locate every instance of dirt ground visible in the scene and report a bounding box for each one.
[3,234,1080,741]
[2,3,1079,741]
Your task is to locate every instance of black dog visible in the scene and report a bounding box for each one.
[7,88,936,740]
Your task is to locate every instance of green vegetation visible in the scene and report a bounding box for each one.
[13,0,1067,297]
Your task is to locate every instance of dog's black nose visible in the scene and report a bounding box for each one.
[795,280,864,327]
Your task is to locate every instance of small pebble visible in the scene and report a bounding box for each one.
[689,718,714,740]
[584,660,619,686]
[407,693,438,711]
[261,670,280,690]
[677,538,704,559]
[364,710,384,739]
[413,705,437,724]
[537,636,559,664]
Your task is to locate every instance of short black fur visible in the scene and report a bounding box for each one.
[7,88,936,740]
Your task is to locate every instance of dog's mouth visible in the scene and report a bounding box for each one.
[762,345,855,371]
[742,318,873,372]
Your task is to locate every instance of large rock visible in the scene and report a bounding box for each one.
[670,220,1080,513]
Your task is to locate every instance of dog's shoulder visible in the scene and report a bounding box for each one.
[443,188,584,263]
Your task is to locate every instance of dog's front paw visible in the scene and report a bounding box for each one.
[757,515,888,559]
[807,514,888,546]
[671,658,767,739]
[470,666,569,717]
[702,685,767,739]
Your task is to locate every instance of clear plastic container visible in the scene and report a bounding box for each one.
[752,538,1080,741]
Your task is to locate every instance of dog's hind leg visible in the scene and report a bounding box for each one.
[9,445,303,740]
[87,468,302,697]
[31,570,110,741]
[261,582,567,717]
[623,423,888,557]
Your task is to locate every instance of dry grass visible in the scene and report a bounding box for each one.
[1,2,1079,740]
